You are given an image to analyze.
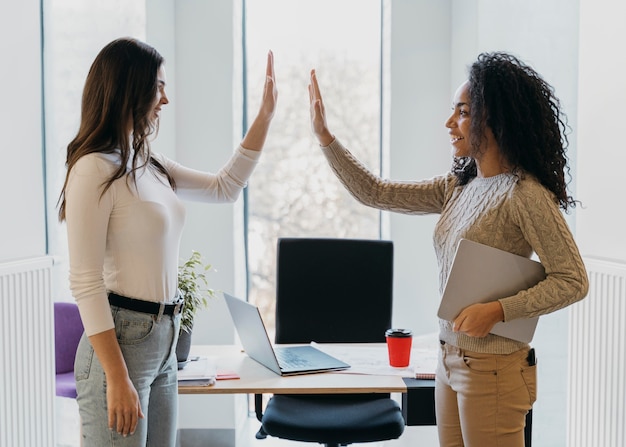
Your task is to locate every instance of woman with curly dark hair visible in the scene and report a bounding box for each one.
[308,52,588,446]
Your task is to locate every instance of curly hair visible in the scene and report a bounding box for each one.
[58,37,175,221]
[452,51,576,211]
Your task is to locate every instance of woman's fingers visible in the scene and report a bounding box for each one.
[107,380,145,437]
[307,70,334,146]
[310,69,323,103]
[256,50,277,121]
[266,50,272,77]
[308,70,323,119]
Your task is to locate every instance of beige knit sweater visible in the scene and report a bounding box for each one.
[322,139,588,354]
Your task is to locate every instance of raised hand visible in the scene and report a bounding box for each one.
[258,50,278,122]
[241,50,278,151]
[308,69,334,146]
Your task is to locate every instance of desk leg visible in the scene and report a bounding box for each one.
[402,378,436,426]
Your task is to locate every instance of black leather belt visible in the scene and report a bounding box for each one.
[108,292,183,316]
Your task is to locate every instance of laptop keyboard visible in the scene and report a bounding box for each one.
[274,348,311,369]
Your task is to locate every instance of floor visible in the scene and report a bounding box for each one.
[56,397,439,447]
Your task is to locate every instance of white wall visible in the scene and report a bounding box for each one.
[0,0,46,262]
[2,4,55,444]
[163,0,240,347]
[387,0,452,335]
[576,0,626,263]
[570,3,626,445]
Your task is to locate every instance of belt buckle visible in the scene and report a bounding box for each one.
[173,298,184,316]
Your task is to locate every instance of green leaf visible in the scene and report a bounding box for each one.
[178,250,217,334]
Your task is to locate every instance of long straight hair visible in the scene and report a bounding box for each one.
[58,37,174,221]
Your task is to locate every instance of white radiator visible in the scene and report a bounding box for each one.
[0,256,55,447]
[568,257,626,447]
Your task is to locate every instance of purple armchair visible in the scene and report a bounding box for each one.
[54,302,84,398]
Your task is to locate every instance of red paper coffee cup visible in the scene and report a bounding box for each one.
[385,328,413,367]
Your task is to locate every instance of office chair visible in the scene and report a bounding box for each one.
[54,302,84,398]
[256,238,405,447]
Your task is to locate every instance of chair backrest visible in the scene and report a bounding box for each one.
[275,238,393,344]
[54,302,84,374]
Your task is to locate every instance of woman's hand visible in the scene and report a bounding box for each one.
[308,69,335,146]
[257,50,278,122]
[241,50,278,151]
[453,301,505,338]
[106,373,145,436]
[88,329,144,437]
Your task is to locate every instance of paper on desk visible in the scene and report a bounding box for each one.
[311,332,438,379]
[410,332,439,379]
[178,357,217,386]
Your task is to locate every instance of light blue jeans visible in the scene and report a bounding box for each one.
[435,342,537,447]
[75,305,181,447]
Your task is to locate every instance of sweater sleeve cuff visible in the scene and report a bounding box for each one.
[237,145,262,161]
[499,296,526,322]
[322,137,342,151]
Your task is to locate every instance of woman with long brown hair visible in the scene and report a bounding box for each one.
[59,37,277,446]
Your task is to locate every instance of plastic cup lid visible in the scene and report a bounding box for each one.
[385,328,412,337]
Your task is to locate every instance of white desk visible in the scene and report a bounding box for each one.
[178,344,408,395]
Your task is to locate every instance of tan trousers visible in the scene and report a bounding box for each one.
[435,342,537,447]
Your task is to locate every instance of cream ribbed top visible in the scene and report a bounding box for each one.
[65,147,260,336]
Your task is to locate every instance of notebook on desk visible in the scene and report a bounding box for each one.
[223,292,350,376]
[437,239,546,343]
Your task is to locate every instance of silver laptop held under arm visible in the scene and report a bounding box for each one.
[437,239,546,343]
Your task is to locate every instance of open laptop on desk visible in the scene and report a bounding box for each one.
[223,292,350,376]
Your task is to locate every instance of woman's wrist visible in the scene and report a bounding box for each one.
[317,130,335,147]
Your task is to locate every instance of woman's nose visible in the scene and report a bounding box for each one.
[445,114,454,128]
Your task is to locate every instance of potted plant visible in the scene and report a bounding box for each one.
[176,250,216,366]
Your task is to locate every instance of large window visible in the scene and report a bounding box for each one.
[244,0,383,336]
